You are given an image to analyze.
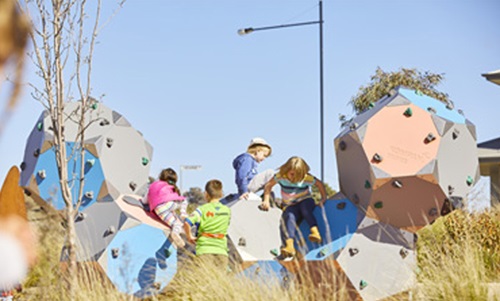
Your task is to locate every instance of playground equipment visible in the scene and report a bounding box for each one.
[19,87,480,300]
[20,102,176,297]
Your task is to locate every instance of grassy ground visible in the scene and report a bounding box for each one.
[15,197,500,300]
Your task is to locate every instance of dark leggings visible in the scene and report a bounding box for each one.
[280,197,317,244]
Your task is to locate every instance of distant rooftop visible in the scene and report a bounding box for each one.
[482,69,500,85]
[478,137,500,163]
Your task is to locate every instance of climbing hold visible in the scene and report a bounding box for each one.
[427,107,437,114]
[350,122,358,130]
[238,237,246,247]
[84,191,94,199]
[466,176,474,186]
[425,133,436,143]
[164,248,171,259]
[111,248,119,259]
[364,180,371,189]
[104,226,116,237]
[270,249,279,257]
[452,128,460,140]
[37,122,43,131]
[255,267,261,275]
[86,159,95,167]
[403,107,413,117]
[142,157,149,166]
[106,138,113,148]
[75,212,87,222]
[349,248,359,257]
[458,109,464,116]
[446,102,454,110]
[368,102,375,108]
[37,170,46,179]
[415,90,423,96]
[129,181,137,191]
[339,140,347,151]
[392,180,403,188]
[33,148,40,157]
[359,280,368,290]
[428,208,438,217]
[448,185,455,195]
[99,119,110,126]
[352,194,360,204]
[400,248,409,259]
[374,201,383,209]
[372,153,383,163]
[336,202,346,210]
[91,103,98,110]
[317,248,327,258]
[20,162,26,171]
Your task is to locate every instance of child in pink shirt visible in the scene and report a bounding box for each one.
[148,168,187,248]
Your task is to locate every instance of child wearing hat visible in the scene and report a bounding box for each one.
[229,137,274,203]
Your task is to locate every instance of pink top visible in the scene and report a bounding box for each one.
[147,180,186,212]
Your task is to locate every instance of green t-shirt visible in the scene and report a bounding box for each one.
[186,201,231,256]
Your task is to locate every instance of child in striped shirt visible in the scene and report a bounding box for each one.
[260,156,327,258]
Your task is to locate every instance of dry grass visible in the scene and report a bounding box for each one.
[414,205,500,301]
[17,196,500,301]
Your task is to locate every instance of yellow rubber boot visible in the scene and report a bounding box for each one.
[280,238,296,258]
[308,226,322,243]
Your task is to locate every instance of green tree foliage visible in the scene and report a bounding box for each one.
[312,182,337,203]
[351,67,451,114]
[183,187,205,205]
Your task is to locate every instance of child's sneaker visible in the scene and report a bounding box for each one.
[308,226,322,243]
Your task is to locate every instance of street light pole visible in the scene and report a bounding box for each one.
[238,0,325,182]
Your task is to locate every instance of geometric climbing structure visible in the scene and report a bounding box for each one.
[226,197,283,276]
[233,87,478,301]
[232,193,417,301]
[334,87,480,232]
[20,101,152,210]
[74,195,178,298]
[20,101,176,297]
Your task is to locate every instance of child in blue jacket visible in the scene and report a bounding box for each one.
[229,137,274,202]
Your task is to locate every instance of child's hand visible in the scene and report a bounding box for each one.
[240,192,250,200]
[259,200,270,211]
[187,236,197,244]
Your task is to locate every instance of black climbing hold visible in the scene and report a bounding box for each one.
[75,212,87,222]
[374,201,383,209]
[106,138,113,148]
[372,153,383,163]
[428,208,438,217]
[111,248,119,259]
[400,248,409,259]
[349,122,358,130]
[364,180,371,189]
[349,248,359,257]
[99,119,110,126]
[466,176,474,186]
[339,140,347,151]
[238,237,246,247]
[452,128,460,140]
[392,180,403,188]
[425,133,436,143]
[104,226,116,237]
[129,181,137,191]
[20,162,26,171]
[37,170,46,179]
[446,102,454,110]
[427,107,437,114]
[33,148,40,157]
[84,191,94,199]
[336,202,346,210]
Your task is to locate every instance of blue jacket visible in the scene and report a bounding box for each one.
[232,153,258,195]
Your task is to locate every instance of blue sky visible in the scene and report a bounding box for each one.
[1,0,499,196]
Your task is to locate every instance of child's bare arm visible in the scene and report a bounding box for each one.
[260,178,277,211]
[183,221,196,244]
[315,178,327,205]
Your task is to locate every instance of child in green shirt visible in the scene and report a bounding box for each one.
[183,180,231,269]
